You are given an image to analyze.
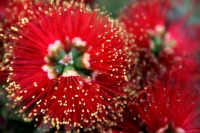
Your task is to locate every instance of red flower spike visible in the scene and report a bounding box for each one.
[0,0,10,82]
[164,21,200,81]
[119,0,171,93]
[3,1,131,131]
[134,80,200,133]
[1,0,37,80]
[119,0,170,49]
[119,0,200,89]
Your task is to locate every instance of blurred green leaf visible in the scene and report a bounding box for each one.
[97,0,132,18]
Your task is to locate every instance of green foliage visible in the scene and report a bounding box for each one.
[97,0,132,18]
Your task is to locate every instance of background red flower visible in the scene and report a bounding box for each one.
[134,79,200,133]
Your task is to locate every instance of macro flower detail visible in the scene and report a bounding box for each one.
[119,0,200,91]
[3,1,131,131]
[107,101,142,133]
[148,25,176,56]
[0,0,199,132]
[110,79,200,133]
[42,39,85,79]
[134,80,200,133]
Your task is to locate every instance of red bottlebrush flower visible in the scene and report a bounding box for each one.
[1,0,37,82]
[3,1,131,131]
[119,0,200,86]
[134,80,200,133]
[120,0,170,49]
[164,21,200,81]
[110,79,200,133]
[0,0,9,82]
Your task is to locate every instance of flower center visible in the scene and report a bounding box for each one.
[148,25,176,56]
[42,38,91,79]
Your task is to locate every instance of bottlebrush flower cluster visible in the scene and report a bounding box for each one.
[0,0,200,133]
[120,0,200,88]
[111,79,200,133]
